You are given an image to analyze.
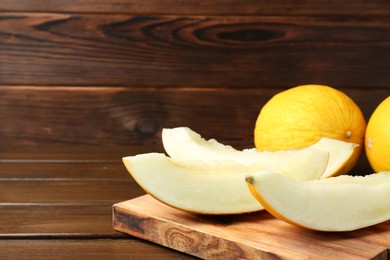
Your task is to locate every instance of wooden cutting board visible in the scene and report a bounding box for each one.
[113,195,389,259]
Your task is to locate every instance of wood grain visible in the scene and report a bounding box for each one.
[1,13,390,87]
[0,86,388,149]
[0,145,159,160]
[0,179,143,203]
[0,162,128,179]
[1,0,390,16]
[113,195,390,260]
[0,204,123,237]
[0,144,196,259]
[0,239,197,260]
[1,1,388,259]
[0,162,129,179]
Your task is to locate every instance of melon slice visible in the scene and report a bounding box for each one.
[162,127,356,179]
[310,137,358,178]
[245,171,390,231]
[122,152,328,214]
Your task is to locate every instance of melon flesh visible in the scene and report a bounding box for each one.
[162,127,356,179]
[310,137,357,178]
[123,153,264,214]
[123,151,328,214]
[246,171,390,231]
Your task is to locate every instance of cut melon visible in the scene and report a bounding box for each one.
[310,137,357,178]
[123,153,263,214]
[245,171,390,231]
[123,152,327,214]
[162,127,355,179]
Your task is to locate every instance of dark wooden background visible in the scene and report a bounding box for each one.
[0,1,390,258]
[1,1,389,149]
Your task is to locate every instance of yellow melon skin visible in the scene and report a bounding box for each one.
[254,85,366,175]
[365,96,390,172]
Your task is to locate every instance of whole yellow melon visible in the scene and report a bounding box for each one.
[365,96,390,172]
[254,84,366,176]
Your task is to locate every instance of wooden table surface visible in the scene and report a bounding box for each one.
[0,145,198,259]
[1,1,390,259]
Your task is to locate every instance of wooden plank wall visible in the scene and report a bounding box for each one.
[1,1,389,148]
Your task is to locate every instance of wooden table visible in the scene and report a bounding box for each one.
[1,144,389,260]
[1,0,390,259]
[0,145,197,259]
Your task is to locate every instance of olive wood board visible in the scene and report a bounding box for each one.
[112,195,389,259]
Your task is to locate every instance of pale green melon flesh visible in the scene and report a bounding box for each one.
[162,127,356,179]
[248,171,390,231]
[310,137,357,178]
[162,127,330,181]
[123,153,268,214]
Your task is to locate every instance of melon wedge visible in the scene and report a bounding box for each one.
[245,171,390,231]
[162,127,356,179]
[164,143,328,182]
[310,137,358,178]
[123,152,328,214]
[123,153,262,214]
